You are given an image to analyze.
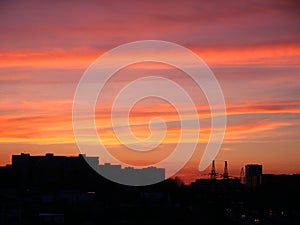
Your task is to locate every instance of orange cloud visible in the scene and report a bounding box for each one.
[1,98,298,146]
[0,43,299,69]
[0,49,99,68]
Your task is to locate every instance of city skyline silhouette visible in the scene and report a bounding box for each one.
[0,152,299,224]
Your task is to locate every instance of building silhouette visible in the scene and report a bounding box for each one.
[0,153,165,188]
[99,163,165,185]
[245,164,262,188]
[7,153,100,189]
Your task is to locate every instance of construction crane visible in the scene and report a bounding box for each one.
[207,160,242,180]
[208,160,229,180]
[223,161,229,179]
[201,160,241,180]
[209,160,217,180]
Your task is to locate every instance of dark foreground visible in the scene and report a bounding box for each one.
[0,154,299,225]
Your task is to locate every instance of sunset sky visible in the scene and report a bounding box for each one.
[1,0,300,183]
